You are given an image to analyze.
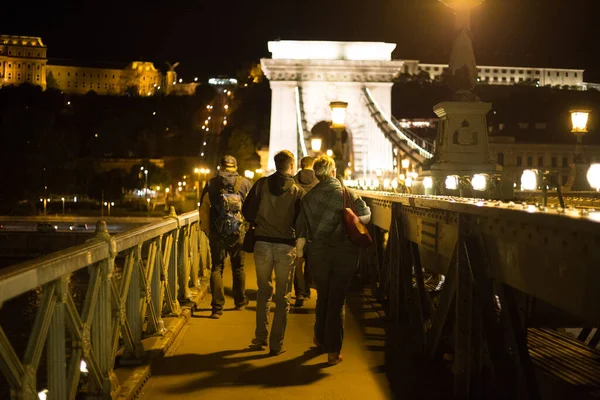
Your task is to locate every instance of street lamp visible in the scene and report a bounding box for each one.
[311,137,322,152]
[103,201,114,216]
[61,197,65,215]
[568,109,592,190]
[571,109,590,162]
[330,101,348,173]
[326,149,334,157]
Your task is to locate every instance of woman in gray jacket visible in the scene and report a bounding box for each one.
[296,155,371,365]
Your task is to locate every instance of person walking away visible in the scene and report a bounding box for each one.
[292,156,319,307]
[296,155,371,365]
[199,155,253,319]
[242,150,305,355]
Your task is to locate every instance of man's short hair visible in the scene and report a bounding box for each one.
[274,150,295,173]
[300,156,315,169]
[313,155,336,181]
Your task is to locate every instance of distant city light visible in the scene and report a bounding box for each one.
[94,133,98,138]
[201,152,205,156]
[67,101,71,105]
[203,142,207,145]
[208,78,238,86]
[74,196,77,203]
[152,111,156,115]
[224,105,229,110]
[179,78,183,83]
[194,77,198,82]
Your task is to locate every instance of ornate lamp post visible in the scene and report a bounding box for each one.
[568,109,591,190]
[329,101,348,175]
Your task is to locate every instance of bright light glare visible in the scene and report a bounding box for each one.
[471,174,488,191]
[520,169,538,191]
[38,389,49,400]
[331,107,346,127]
[571,110,590,133]
[244,170,255,179]
[587,164,600,190]
[74,196,77,203]
[326,149,333,157]
[445,175,459,190]
[401,159,410,169]
[383,178,391,189]
[391,178,399,189]
[405,177,413,188]
[423,176,433,189]
[311,138,322,152]
[80,360,88,373]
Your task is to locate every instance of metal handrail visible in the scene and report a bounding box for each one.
[0,208,207,399]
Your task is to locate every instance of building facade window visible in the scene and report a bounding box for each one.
[551,157,557,168]
[497,152,504,166]
[517,156,522,166]
[527,156,533,167]
[562,175,568,185]
[538,156,544,167]
[562,156,568,167]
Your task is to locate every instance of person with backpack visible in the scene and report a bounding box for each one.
[242,150,305,356]
[199,155,253,319]
[292,156,319,307]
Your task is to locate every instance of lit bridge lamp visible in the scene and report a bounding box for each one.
[330,101,348,176]
[568,109,592,191]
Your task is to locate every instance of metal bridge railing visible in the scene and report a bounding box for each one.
[0,207,208,400]
[357,190,600,398]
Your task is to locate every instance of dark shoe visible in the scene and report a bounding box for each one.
[235,299,249,311]
[294,298,304,307]
[210,312,222,319]
[269,346,287,356]
[249,339,268,350]
[327,352,343,365]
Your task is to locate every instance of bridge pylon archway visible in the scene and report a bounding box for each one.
[261,41,408,177]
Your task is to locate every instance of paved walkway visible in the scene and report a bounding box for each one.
[139,255,393,400]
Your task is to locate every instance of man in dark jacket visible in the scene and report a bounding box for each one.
[199,155,253,319]
[242,150,304,355]
[292,156,319,307]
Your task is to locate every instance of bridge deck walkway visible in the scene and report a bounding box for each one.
[139,256,394,400]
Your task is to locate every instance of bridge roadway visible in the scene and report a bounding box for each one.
[138,256,414,400]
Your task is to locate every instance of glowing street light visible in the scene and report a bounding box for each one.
[520,169,539,191]
[401,159,410,169]
[244,170,255,179]
[329,101,348,128]
[571,110,590,133]
[445,175,459,190]
[587,164,600,191]
[61,197,65,214]
[471,174,488,191]
[311,137,322,152]
[326,149,333,157]
[423,176,433,189]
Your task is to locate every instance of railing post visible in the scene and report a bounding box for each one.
[47,277,68,400]
[88,221,120,397]
[164,207,181,315]
[190,223,200,289]
[122,244,145,363]
[178,225,191,301]
[148,236,165,335]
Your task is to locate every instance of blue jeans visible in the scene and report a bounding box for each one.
[253,241,296,351]
[309,241,358,354]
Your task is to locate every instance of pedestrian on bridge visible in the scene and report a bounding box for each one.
[242,150,305,356]
[292,156,319,308]
[199,155,253,319]
[296,155,371,365]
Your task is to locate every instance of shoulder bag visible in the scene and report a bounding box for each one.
[343,187,372,248]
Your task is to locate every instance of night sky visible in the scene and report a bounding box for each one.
[1,0,598,81]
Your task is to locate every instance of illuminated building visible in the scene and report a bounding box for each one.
[0,35,48,88]
[402,60,585,89]
[1,34,174,96]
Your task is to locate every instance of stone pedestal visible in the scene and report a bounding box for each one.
[567,161,591,191]
[431,101,501,177]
